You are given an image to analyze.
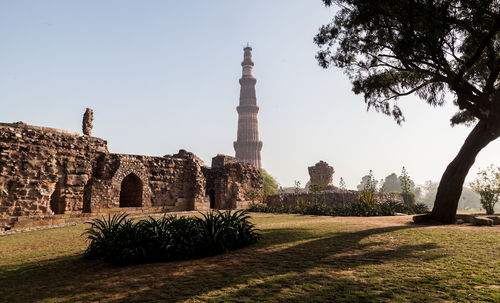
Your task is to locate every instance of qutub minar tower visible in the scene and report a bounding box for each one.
[234,46,263,169]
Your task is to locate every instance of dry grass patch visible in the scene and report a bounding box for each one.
[0,213,499,302]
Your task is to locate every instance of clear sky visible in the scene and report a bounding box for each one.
[1,1,499,189]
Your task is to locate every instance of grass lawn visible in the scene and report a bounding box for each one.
[1,213,500,302]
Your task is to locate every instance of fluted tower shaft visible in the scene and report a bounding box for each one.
[233,46,263,169]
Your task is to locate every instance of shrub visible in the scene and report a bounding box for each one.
[412,202,430,214]
[249,199,424,217]
[359,170,378,208]
[261,169,279,200]
[470,165,500,215]
[83,210,260,265]
[83,213,130,260]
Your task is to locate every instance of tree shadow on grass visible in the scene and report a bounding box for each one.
[0,224,438,302]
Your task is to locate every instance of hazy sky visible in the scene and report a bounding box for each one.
[1,1,499,189]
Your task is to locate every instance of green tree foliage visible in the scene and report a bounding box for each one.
[308,183,324,204]
[261,169,279,200]
[294,180,302,195]
[339,177,347,204]
[315,1,500,223]
[359,170,378,207]
[470,165,500,214]
[419,180,481,210]
[383,173,402,192]
[399,166,416,205]
[339,177,347,192]
[357,174,379,191]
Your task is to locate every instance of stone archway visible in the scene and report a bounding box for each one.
[50,181,66,214]
[119,173,143,207]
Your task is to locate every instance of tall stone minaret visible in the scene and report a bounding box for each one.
[233,46,263,169]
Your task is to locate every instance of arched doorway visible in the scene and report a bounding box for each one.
[208,189,216,209]
[50,181,66,214]
[119,173,143,207]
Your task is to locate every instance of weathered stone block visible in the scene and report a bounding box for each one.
[486,216,500,225]
[456,214,475,223]
[473,217,493,226]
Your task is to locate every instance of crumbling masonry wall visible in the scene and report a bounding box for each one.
[0,122,262,221]
[85,150,209,212]
[203,155,263,210]
[0,122,108,217]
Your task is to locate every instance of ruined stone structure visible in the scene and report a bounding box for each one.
[267,160,402,207]
[0,116,262,224]
[308,161,335,190]
[82,108,93,136]
[203,155,262,210]
[234,46,263,169]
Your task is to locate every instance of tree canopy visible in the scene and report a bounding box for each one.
[315,0,500,223]
[382,173,402,192]
[315,0,500,126]
[261,169,279,200]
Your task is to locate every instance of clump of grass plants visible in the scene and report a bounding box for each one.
[83,210,260,265]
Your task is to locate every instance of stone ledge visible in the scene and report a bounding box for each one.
[0,210,202,236]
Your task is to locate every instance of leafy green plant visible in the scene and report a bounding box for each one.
[83,213,129,260]
[470,165,500,215]
[249,199,424,217]
[309,184,324,204]
[261,169,279,200]
[296,197,308,213]
[196,211,231,255]
[399,167,416,206]
[293,180,302,195]
[359,170,378,208]
[338,177,347,205]
[413,202,430,215]
[83,210,260,265]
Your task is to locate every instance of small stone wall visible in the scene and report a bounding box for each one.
[266,190,404,207]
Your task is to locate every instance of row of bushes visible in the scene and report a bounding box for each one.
[248,200,429,217]
[84,210,260,265]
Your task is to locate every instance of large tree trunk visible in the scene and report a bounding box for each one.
[430,120,500,224]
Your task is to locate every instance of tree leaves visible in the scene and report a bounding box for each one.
[315,0,500,125]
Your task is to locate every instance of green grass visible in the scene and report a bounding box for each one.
[1,213,500,302]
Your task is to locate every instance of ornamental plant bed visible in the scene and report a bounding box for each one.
[83,210,260,265]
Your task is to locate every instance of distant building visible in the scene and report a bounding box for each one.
[234,46,263,169]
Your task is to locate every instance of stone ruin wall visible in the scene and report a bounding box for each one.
[83,150,210,213]
[269,160,405,208]
[0,122,108,217]
[308,160,335,190]
[203,155,263,210]
[266,190,404,207]
[0,122,263,221]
